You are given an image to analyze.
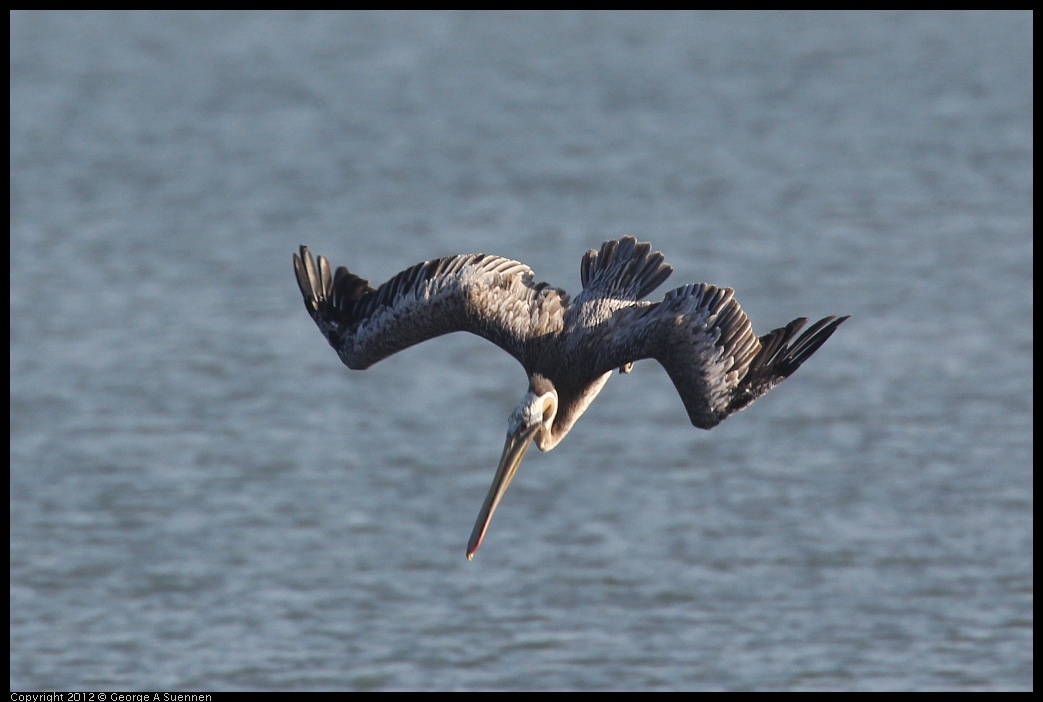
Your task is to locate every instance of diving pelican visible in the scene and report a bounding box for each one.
[293,237,848,559]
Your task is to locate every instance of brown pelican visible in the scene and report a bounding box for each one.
[293,237,848,559]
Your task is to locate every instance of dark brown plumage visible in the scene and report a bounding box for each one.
[293,237,848,557]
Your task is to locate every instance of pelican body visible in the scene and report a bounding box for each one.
[293,237,848,559]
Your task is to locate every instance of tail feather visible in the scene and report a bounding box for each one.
[579,236,673,301]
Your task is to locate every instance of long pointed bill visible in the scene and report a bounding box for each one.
[466,424,539,560]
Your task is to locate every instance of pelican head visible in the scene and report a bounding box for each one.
[466,374,558,559]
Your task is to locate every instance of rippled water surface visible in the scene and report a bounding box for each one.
[10,11,1032,690]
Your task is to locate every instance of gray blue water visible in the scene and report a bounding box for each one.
[10,11,1032,690]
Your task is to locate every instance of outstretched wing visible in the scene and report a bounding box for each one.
[294,246,568,371]
[591,283,848,428]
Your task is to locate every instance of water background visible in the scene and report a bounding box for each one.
[10,11,1032,690]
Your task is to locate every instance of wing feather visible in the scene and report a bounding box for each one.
[590,283,848,428]
[293,246,568,370]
